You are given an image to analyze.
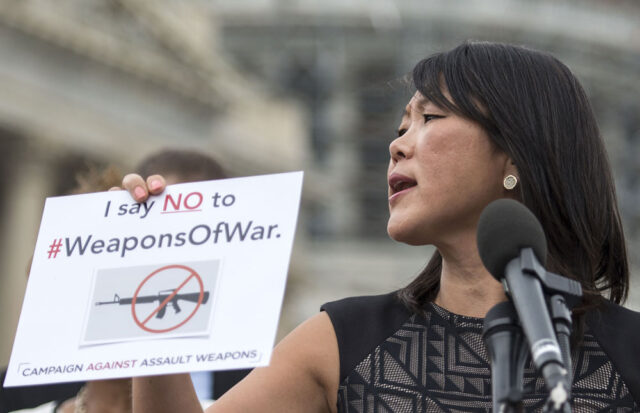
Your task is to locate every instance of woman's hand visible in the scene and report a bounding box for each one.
[58,379,132,413]
[110,174,167,202]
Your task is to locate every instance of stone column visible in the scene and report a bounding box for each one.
[0,144,52,365]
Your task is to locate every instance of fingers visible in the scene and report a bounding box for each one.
[122,173,149,202]
[121,174,168,202]
[146,175,167,195]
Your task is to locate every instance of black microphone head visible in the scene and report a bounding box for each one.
[477,199,547,281]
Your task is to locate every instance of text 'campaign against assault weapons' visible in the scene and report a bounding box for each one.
[5,172,303,387]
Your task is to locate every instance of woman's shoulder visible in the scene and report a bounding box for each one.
[586,300,640,404]
[320,291,414,382]
[321,291,409,316]
[320,291,413,344]
[586,300,640,339]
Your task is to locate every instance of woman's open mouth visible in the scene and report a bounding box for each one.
[388,173,417,201]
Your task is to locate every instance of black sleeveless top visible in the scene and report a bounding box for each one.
[321,293,640,412]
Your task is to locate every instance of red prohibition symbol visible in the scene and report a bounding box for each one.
[131,264,206,333]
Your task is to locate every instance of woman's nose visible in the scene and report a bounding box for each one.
[389,133,412,163]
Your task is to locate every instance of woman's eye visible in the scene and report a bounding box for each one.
[397,128,408,137]
[423,114,442,123]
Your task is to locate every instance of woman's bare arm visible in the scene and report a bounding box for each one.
[133,373,203,412]
[132,313,339,413]
[208,312,339,413]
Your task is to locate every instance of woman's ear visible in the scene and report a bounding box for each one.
[503,158,518,178]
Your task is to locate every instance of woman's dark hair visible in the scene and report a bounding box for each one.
[398,41,629,316]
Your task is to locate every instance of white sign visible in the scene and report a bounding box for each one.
[4,172,303,386]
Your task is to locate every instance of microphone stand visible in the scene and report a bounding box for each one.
[483,301,529,413]
[549,295,573,387]
[542,295,574,413]
[507,249,582,413]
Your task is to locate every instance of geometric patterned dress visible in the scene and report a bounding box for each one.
[322,294,638,412]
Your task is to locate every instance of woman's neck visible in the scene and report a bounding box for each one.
[433,244,507,318]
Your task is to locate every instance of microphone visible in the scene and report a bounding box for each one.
[482,301,529,412]
[477,199,572,409]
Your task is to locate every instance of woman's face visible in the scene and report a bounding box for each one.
[387,92,510,247]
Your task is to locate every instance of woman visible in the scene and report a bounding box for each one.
[123,41,639,411]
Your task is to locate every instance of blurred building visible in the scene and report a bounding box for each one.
[0,0,314,364]
[0,0,639,366]
[207,0,640,317]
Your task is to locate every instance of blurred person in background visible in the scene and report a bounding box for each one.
[122,41,639,412]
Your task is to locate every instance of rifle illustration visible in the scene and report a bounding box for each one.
[95,289,209,319]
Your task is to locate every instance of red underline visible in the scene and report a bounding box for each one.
[160,209,202,214]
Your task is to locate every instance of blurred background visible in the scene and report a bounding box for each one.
[0,0,639,366]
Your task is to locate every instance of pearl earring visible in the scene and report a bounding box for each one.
[503,175,518,190]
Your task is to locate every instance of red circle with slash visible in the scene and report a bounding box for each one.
[131,264,206,333]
